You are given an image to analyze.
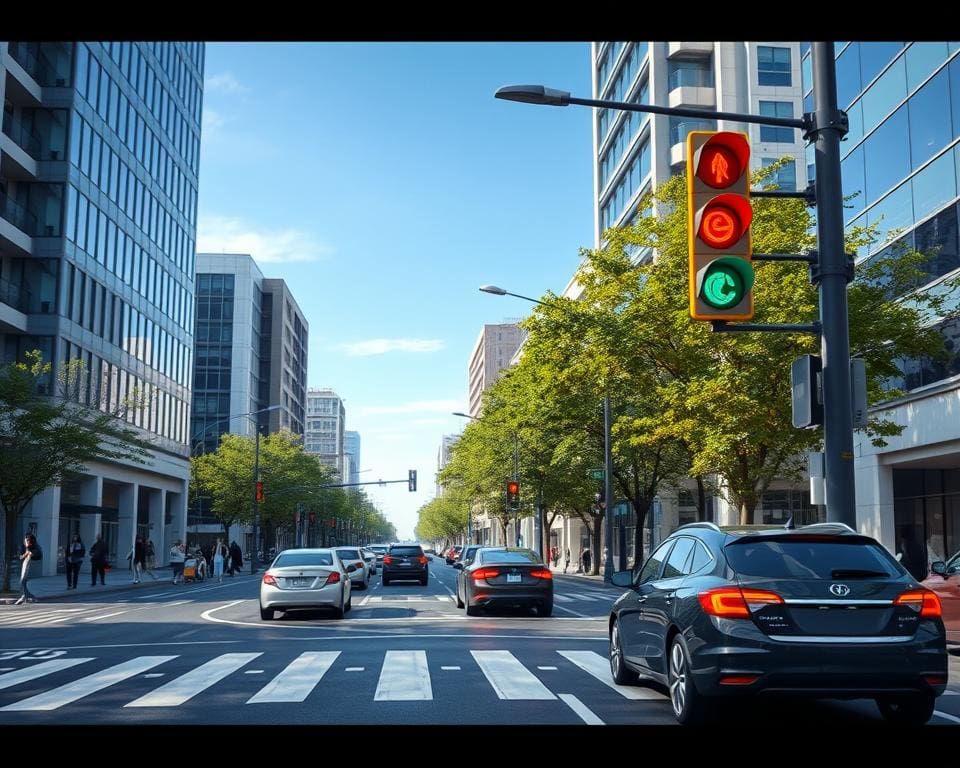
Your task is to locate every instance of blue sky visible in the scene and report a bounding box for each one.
[198,43,595,539]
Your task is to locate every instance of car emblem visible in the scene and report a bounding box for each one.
[829,583,850,597]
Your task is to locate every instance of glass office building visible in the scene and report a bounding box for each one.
[0,41,203,573]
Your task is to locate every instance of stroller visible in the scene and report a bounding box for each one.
[182,551,207,583]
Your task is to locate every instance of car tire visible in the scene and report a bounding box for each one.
[466,602,481,616]
[876,694,936,725]
[609,619,638,685]
[539,601,553,618]
[668,636,712,724]
[455,586,465,609]
[259,605,274,621]
[345,595,352,612]
[331,597,344,620]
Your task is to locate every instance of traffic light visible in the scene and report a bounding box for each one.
[408,469,417,492]
[507,480,520,511]
[687,131,754,321]
[255,481,264,503]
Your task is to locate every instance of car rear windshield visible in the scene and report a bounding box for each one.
[724,538,900,580]
[479,549,540,565]
[389,546,423,557]
[338,549,360,559]
[273,552,333,567]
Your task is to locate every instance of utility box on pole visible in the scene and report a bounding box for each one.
[792,355,823,429]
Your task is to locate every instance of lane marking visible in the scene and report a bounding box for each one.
[934,710,960,724]
[538,666,558,670]
[345,667,364,672]
[81,611,130,622]
[557,650,666,700]
[0,658,93,692]
[125,653,261,708]
[440,666,461,671]
[559,693,604,725]
[248,651,340,703]
[471,650,555,700]
[374,651,432,701]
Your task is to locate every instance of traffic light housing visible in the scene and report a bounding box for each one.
[507,480,520,511]
[255,481,264,503]
[408,469,417,492]
[687,131,754,321]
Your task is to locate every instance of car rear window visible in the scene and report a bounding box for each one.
[480,549,539,565]
[724,538,900,580]
[389,546,423,557]
[338,549,360,560]
[273,552,333,567]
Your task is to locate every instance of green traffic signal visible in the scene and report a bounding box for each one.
[699,257,755,310]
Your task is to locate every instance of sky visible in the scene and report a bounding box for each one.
[197,43,595,540]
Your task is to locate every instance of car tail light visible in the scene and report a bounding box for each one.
[894,589,941,618]
[325,571,341,586]
[471,568,500,581]
[261,573,277,586]
[924,674,947,685]
[418,556,428,565]
[383,556,393,565]
[698,587,783,618]
[719,675,759,685]
[529,569,553,580]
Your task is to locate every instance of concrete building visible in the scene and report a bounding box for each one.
[436,434,458,497]
[1,42,204,574]
[305,388,346,479]
[260,278,308,437]
[467,323,525,418]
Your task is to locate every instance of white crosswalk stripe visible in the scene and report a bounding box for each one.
[557,650,666,700]
[553,595,574,603]
[471,650,555,700]
[247,651,340,704]
[125,653,261,708]
[0,658,93,692]
[565,593,600,602]
[375,650,432,700]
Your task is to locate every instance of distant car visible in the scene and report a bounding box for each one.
[608,522,947,725]
[259,548,354,621]
[360,547,377,576]
[453,544,485,569]
[456,547,553,617]
[923,549,960,644]
[382,543,429,586]
[332,546,369,590]
[367,545,389,565]
[445,546,462,565]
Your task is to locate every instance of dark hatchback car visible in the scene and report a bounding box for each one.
[609,523,947,725]
[382,544,429,586]
[456,548,553,617]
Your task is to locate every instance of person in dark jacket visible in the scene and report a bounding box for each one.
[229,541,243,576]
[89,534,108,586]
[66,534,85,590]
[16,534,42,604]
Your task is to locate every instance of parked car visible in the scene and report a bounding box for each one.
[922,549,960,644]
[259,548,354,621]
[445,545,463,565]
[332,546,370,590]
[456,547,553,617]
[360,547,377,576]
[608,522,947,725]
[367,545,389,566]
[382,543,429,586]
[452,544,485,570]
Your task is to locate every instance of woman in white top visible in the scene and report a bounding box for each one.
[213,537,226,583]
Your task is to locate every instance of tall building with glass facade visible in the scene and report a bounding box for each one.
[813,42,960,568]
[344,430,361,486]
[0,41,203,573]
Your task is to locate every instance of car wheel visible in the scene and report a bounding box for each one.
[259,605,274,621]
[331,596,344,620]
[876,694,935,725]
[345,595,352,612]
[609,619,638,685]
[455,585,465,609]
[668,636,712,724]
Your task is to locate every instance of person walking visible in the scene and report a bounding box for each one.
[229,541,243,576]
[89,534,107,585]
[15,534,42,604]
[66,534,85,590]
[169,540,185,584]
[131,537,147,583]
[212,537,226,583]
[146,539,156,570]
[582,546,592,574]
[564,548,570,574]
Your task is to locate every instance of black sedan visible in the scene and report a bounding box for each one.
[608,522,948,725]
[456,548,553,617]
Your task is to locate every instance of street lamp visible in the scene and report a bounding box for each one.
[479,284,616,582]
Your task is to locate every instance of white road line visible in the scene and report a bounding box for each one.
[566,593,599,602]
[247,651,340,703]
[538,666,558,671]
[558,693,605,725]
[125,653,261,708]
[471,650,556,700]
[1,656,175,711]
[345,667,364,672]
[0,658,93,692]
[934,710,960,724]
[81,610,130,622]
[554,595,574,603]
[556,650,666,700]
[165,600,192,608]
[374,651,432,700]
[435,595,450,601]
[244,670,265,674]
[359,594,373,607]
[440,666,461,671]
[143,673,165,678]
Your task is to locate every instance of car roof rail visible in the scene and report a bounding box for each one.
[676,521,722,533]
[800,522,857,533]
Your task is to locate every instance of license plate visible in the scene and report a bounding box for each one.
[507,573,522,583]
[289,578,311,587]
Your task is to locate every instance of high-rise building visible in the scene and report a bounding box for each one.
[436,434,458,497]
[467,323,525,417]
[344,430,361,486]
[0,42,204,573]
[305,388,346,478]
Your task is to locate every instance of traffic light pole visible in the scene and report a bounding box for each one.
[251,425,260,575]
[513,432,520,547]
[603,392,614,582]
[810,43,856,528]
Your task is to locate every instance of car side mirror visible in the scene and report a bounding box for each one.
[346,564,357,573]
[453,562,463,570]
[931,561,947,576]
[611,570,634,588]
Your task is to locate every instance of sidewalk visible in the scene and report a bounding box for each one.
[547,561,620,588]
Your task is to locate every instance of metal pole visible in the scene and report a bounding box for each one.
[811,43,856,528]
[251,425,260,574]
[603,392,615,581]
[513,432,520,546]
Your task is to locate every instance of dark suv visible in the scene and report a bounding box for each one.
[609,522,947,725]
[382,544,429,586]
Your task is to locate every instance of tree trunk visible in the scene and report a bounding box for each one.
[696,476,708,522]
[632,505,648,572]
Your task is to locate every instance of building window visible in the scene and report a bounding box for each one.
[761,158,797,191]
[759,101,795,143]
[667,58,712,90]
[758,46,792,86]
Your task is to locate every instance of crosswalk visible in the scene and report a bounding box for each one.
[0,648,668,712]
[0,602,194,627]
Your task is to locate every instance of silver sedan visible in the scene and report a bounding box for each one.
[332,546,370,590]
[259,548,354,620]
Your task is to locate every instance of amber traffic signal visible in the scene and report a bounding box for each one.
[687,131,754,321]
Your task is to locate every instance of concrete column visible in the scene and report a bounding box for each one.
[166,483,187,548]
[79,475,103,576]
[23,484,60,576]
[856,456,895,553]
[117,482,138,565]
[148,488,166,564]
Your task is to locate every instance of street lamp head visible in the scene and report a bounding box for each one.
[452,411,477,420]
[479,285,507,296]
[494,84,570,107]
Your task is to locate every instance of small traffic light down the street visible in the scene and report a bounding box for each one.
[255,481,264,503]
[408,469,417,492]
[687,131,755,321]
[507,480,520,510]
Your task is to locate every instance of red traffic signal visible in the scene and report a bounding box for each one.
[506,480,520,510]
[255,481,264,503]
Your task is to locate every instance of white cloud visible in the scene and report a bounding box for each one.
[337,338,445,357]
[410,418,445,426]
[202,109,226,131]
[205,72,249,94]
[357,399,464,416]
[197,215,334,263]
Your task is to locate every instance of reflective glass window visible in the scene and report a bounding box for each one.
[863,104,909,203]
[909,69,951,170]
[861,53,906,130]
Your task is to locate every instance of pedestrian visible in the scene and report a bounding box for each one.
[169,540,185,584]
[898,525,927,581]
[564,548,570,574]
[582,546,592,574]
[146,539,156,570]
[229,541,243,576]
[66,533,85,590]
[89,534,107,585]
[15,534,42,604]
[212,537,226,583]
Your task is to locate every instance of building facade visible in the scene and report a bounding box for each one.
[467,323,525,418]
[305,388,346,479]
[1,41,204,574]
[344,430,361,486]
[260,278,307,437]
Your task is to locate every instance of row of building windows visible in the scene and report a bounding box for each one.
[196,273,235,295]
[64,185,194,335]
[599,43,647,111]
[599,89,649,189]
[600,139,651,232]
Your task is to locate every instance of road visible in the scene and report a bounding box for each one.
[1,561,958,725]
